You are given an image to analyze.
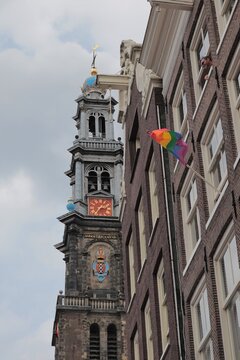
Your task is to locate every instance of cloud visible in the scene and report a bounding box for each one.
[0,315,55,360]
[0,0,150,358]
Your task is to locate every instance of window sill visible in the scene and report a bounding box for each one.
[137,259,147,283]
[126,293,136,313]
[159,343,170,360]
[223,280,240,310]
[183,238,202,276]
[148,217,159,246]
[205,179,228,230]
[234,152,240,169]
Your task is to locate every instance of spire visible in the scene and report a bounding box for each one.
[90,44,99,76]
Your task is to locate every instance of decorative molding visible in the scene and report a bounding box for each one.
[135,62,162,118]
[148,0,193,11]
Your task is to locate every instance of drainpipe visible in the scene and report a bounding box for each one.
[157,104,185,359]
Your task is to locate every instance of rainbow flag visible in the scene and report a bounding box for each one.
[147,128,188,164]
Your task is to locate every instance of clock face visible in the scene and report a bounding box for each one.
[88,198,113,217]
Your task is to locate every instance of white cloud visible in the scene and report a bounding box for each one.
[0,316,55,360]
[0,170,34,208]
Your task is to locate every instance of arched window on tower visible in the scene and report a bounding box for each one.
[88,170,97,192]
[89,115,96,137]
[107,324,117,360]
[99,115,106,138]
[90,323,100,360]
[101,171,110,192]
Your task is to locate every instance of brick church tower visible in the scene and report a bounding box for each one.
[52,56,126,360]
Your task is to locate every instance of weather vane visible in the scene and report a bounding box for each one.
[91,44,100,68]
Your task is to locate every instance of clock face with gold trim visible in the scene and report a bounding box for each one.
[88,198,113,217]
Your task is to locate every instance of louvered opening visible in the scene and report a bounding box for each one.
[107,324,117,360]
[90,323,100,360]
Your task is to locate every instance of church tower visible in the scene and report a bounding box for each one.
[52,54,125,360]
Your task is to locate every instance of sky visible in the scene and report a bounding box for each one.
[0,0,150,358]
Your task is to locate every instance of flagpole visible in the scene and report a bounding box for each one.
[109,87,112,122]
[186,163,221,194]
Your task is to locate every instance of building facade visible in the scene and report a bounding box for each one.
[118,1,240,359]
[51,65,126,360]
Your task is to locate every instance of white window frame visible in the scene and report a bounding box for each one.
[213,0,238,44]
[157,261,170,352]
[191,277,213,359]
[172,72,188,139]
[133,329,140,360]
[148,155,159,230]
[190,7,211,103]
[181,170,201,263]
[138,197,147,269]
[214,222,240,360]
[144,298,154,360]
[128,233,136,301]
[226,44,240,159]
[201,102,228,212]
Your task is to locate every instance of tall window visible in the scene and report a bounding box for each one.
[87,165,111,193]
[131,329,140,360]
[157,261,169,352]
[99,115,106,138]
[226,44,240,155]
[88,112,106,138]
[137,196,147,269]
[181,174,201,263]
[214,224,240,360]
[90,323,100,360]
[213,0,237,38]
[128,233,136,300]
[172,71,188,139]
[148,154,159,230]
[191,279,213,359]
[190,7,211,102]
[107,324,117,360]
[201,103,227,212]
[129,113,140,173]
[144,298,154,359]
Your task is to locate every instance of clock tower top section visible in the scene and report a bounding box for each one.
[65,51,123,217]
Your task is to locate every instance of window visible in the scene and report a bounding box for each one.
[99,115,106,138]
[144,298,154,359]
[148,154,159,230]
[131,329,140,360]
[90,323,100,360]
[191,279,213,359]
[137,196,147,269]
[157,261,169,352]
[88,112,106,138]
[213,0,237,39]
[172,71,188,139]
[181,174,201,262]
[226,44,240,155]
[107,324,117,360]
[128,233,136,300]
[87,165,111,193]
[214,223,240,360]
[201,103,227,212]
[129,113,140,173]
[190,7,211,102]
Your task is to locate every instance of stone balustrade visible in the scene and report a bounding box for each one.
[56,295,124,311]
[76,140,122,151]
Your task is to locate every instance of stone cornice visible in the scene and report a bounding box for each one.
[141,3,192,95]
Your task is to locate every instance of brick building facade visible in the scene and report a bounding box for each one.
[118,1,240,359]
